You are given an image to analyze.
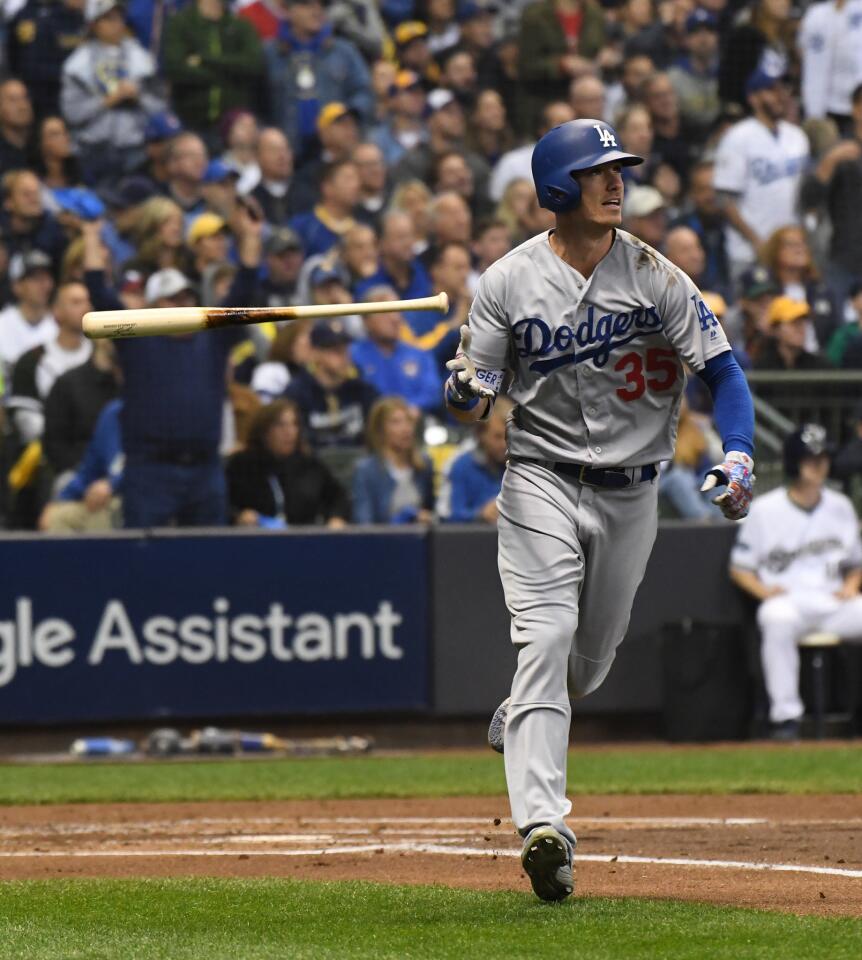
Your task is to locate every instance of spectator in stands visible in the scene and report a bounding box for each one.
[356,210,429,301]
[719,0,796,110]
[251,319,313,401]
[827,282,862,368]
[393,21,438,88]
[238,0,286,40]
[220,110,260,195]
[289,160,361,257]
[0,169,67,269]
[730,424,862,740]
[99,175,157,267]
[255,226,304,308]
[264,0,373,153]
[617,0,674,68]
[402,241,470,365]
[798,0,862,131]
[488,100,573,204]
[721,265,780,367]
[672,160,732,300]
[60,0,165,185]
[293,103,361,203]
[605,52,654,122]
[6,0,85,120]
[162,0,263,140]
[425,190,472,261]
[370,69,427,167]
[0,250,56,384]
[43,336,119,480]
[124,196,192,277]
[459,1,497,70]
[623,184,667,249]
[473,218,513,276]
[350,285,440,414]
[163,131,208,218]
[0,77,35,175]
[352,395,434,524]
[614,103,658,188]
[33,115,82,189]
[339,223,379,290]
[284,318,378,448]
[569,74,607,122]
[39,397,123,532]
[199,159,241,220]
[800,83,862,309]
[392,88,489,204]
[439,47,479,108]
[352,141,388,225]
[516,0,606,133]
[328,0,387,62]
[664,225,707,286]
[465,89,514,172]
[247,126,302,224]
[438,397,510,523]
[7,280,92,453]
[186,212,230,281]
[227,398,348,528]
[642,71,702,182]
[82,204,262,527]
[753,297,827,371]
[426,0,460,57]
[140,110,183,189]
[667,9,720,139]
[713,66,810,280]
[759,225,839,352]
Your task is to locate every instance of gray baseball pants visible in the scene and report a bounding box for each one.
[497,459,658,844]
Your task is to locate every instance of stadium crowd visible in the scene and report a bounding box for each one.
[0,0,861,532]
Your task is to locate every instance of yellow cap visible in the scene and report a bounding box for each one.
[187,212,227,245]
[767,296,810,326]
[394,20,428,46]
[702,291,727,319]
[317,102,356,133]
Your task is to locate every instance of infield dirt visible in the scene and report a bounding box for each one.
[1,795,861,917]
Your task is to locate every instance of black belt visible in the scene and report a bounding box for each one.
[147,450,215,466]
[515,457,657,489]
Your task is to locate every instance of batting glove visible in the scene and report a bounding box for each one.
[445,325,496,403]
[700,451,755,521]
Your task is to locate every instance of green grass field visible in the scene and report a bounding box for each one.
[0,744,859,805]
[1,879,859,960]
[3,747,861,959]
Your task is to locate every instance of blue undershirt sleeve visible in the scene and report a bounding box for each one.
[696,350,755,457]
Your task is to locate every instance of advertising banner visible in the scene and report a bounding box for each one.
[0,531,429,724]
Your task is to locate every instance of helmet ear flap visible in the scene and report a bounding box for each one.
[540,175,581,212]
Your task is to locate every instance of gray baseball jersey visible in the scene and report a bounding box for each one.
[468,228,730,467]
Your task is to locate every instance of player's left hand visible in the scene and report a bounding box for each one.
[700,451,755,521]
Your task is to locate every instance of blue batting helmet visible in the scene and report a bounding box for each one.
[531,119,643,213]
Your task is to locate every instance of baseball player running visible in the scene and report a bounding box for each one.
[444,119,755,902]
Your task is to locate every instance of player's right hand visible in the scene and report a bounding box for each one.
[445,325,495,401]
[700,451,755,521]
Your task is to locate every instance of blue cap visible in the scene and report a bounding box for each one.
[310,264,349,289]
[144,111,183,142]
[101,175,157,209]
[52,187,106,221]
[685,8,718,32]
[310,318,351,349]
[745,66,784,95]
[458,1,497,22]
[203,159,240,184]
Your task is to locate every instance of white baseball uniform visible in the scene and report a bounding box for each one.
[712,117,810,268]
[468,228,730,842]
[730,487,862,723]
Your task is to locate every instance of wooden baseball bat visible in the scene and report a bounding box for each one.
[83,292,450,340]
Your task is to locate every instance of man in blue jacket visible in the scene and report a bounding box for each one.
[264,0,373,154]
[351,285,441,414]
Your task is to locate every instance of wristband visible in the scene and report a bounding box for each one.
[446,382,480,411]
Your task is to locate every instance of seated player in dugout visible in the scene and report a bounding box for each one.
[730,425,862,741]
[444,119,755,903]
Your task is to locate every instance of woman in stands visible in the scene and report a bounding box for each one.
[227,399,348,529]
[352,396,434,525]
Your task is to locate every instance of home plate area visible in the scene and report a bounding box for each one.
[1,796,860,916]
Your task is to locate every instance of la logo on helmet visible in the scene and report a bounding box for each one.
[593,125,617,148]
